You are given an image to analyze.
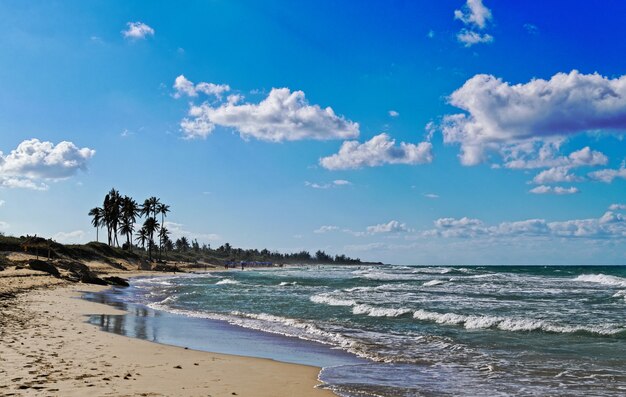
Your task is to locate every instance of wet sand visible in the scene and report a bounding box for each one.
[0,269,334,396]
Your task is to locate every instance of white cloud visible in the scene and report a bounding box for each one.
[0,139,94,190]
[505,145,608,170]
[333,179,351,186]
[164,221,221,242]
[529,185,579,195]
[457,30,493,47]
[179,84,359,141]
[427,30,435,39]
[0,200,4,207]
[424,193,439,199]
[0,221,9,231]
[532,167,581,184]
[173,75,230,99]
[442,71,626,166]
[122,22,154,40]
[589,164,626,183]
[425,211,626,239]
[53,230,85,244]
[609,204,626,211]
[427,217,486,238]
[320,133,433,170]
[0,177,48,191]
[305,180,351,189]
[454,0,493,47]
[388,110,399,117]
[454,0,492,29]
[366,220,410,234]
[314,225,340,234]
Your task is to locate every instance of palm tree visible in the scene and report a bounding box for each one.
[156,203,170,258]
[142,217,160,260]
[159,227,171,257]
[119,196,139,249]
[104,188,121,247]
[88,207,104,242]
[135,227,148,252]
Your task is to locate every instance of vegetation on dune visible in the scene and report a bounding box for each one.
[0,188,369,267]
[84,188,366,266]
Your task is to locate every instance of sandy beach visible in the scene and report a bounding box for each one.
[0,267,334,397]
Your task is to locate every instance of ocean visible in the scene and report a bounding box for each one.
[85,265,626,396]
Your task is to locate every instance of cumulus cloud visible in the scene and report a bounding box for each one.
[366,220,410,234]
[505,145,608,170]
[457,30,493,47]
[173,75,230,99]
[589,164,626,183]
[122,22,154,40]
[609,204,626,211]
[454,0,492,29]
[427,217,486,238]
[529,185,579,195]
[442,71,626,166]
[388,110,399,117]
[0,139,95,190]
[177,80,359,141]
[454,0,493,47]
[320,133,433,170]
[532,167,581,184]
[314,225,340,234]
[425,211,626,239]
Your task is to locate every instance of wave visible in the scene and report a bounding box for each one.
[423,279,446,287]
[574,274,626,288]
[215,279,240,285]
[412,309,624,336]
[356,271,417,281]
[310,293,356,307]
[279,281,298,286]
[352,304,412,318]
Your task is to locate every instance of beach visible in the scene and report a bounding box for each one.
[0,268,333,397]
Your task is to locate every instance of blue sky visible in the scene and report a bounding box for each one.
[1,0,625,264]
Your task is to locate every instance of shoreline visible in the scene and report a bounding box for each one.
[0,270,335,396]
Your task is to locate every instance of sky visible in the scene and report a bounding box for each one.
[1,0,625,264]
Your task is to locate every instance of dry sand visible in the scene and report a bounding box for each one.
[0,269,335,397]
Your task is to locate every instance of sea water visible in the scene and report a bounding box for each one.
[86,265,626,396]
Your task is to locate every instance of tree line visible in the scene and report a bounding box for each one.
[88,188,170,260]
[88,188,362,265]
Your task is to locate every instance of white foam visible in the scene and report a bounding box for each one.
[310,293,356,307]
[279,281,298,286]
[358,271,416,281]
[352,304,411,317]
[574,274,626,288]
[412,309,623,335]
[423,279,446,287]
[215,278,240,285]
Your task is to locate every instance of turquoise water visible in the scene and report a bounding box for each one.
[91,265,626,396]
